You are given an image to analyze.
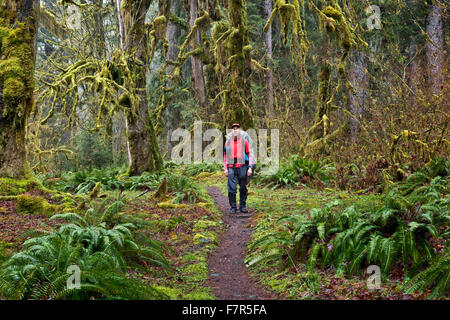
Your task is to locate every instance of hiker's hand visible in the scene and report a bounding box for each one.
[247,168,252,176]
[224,169,228,177]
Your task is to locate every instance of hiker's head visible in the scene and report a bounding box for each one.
[231,123,240,139]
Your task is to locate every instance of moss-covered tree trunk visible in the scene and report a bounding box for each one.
[0,0,39,178]
[312,61,331,140]
[348,51,368,143]
[122,0,163,175]
[263,0,274,116]
[164,0,182,154]
[426,2,444,100]
[223,0,254,130]
[189,0,206,109]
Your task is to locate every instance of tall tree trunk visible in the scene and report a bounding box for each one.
[165,0,182,155]
[0,0,40,178]
[115,0,131,167]
[425,2,445,100]
[348,51,368,143]
[122,0,163,175]
[263,0,274,116]
[312,61,331,140]
[223,0,253,130]
[189,0,206,109]
[92,0,106,59]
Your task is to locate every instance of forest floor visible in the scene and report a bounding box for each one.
[0,172,434,300]
[202,175,429,300]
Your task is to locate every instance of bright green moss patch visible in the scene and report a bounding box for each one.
[193,220,219,231]
[321,6,343,21]
[0,178,38,196]
[193,232,218,246]
[157,201,188,209]
[153,286,183,300]
[182,288,215,300]
[16,194,73,216]
[181,252,206,264]
[16,194,45,214]
[183,262,209,282]
[0,22,34,120]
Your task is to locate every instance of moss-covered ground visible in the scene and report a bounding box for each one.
[0,170,437,299]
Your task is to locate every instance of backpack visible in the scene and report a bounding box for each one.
[224,130,257,169]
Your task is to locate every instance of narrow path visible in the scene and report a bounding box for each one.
[207,186,275,300]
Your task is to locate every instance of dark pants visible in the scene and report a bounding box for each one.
[227,166,248,209]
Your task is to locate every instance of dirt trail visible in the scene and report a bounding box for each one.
[207,186,275,300]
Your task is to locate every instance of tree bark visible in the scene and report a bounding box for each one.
[425,2,445,100]
[263,0,274,116]
[189,0,207,108]
[122,0,163,175]
[312,61,331,140]
[348,51,368,143]
[0,0,40,178]
[165,0,182,154]
[223,0,254,130]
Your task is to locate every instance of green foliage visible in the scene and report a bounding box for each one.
[0,211,171,300]
[249,161,449,296]
[182,163,222,177]
[402,253,450,299]
[124,172,162,191]
[166,174,204,204]
[16,194,45,214]
[254,156,334,188]
[75,129,115,170]
[38,168,127,193]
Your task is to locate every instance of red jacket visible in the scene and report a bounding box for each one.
[223,137,253,169]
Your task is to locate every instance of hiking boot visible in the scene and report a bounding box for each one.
[239,206,248,213]
[230,207,237,214]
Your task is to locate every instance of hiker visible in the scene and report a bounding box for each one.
[223,123,255,214]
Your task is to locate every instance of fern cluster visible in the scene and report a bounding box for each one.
[250,159,449,297]
[0,212,171,300]
[38,165,205,204]
[254,155,334,188]
[181,162,222,177]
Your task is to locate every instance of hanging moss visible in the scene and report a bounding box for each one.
[322,6,343,21]
[118,92,131,108]
[211,0,254,130]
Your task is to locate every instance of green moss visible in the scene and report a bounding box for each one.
[3,77,25,108]
[181,252,206,264]
[0,57,24,82]
[153,286,182,300]
[184,261,208,275]
[193,232,218,246]
[182,288,215,300]
[0,22,34,121]
[16,193,72,216]
[89,182,101,200]
[16,194,45,214]
[182,262,209,282]
[0,178,38,196]
[322,6,343,21]
[193,220,218,232]
[157,201,187,209]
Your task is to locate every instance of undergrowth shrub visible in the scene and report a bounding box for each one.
[254,156,334,189]
[0,211,171,300]
[249,159,449,297]
[182,163,222,177]
[166,174,204,203]
[37,162,205,204]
